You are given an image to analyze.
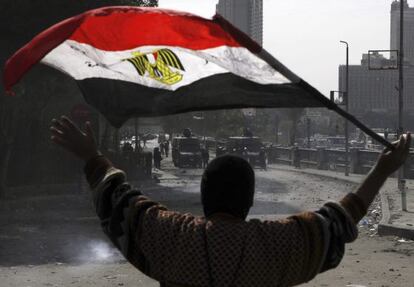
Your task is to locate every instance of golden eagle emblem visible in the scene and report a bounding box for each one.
[124,49,185,85]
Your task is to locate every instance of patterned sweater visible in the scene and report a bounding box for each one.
[85,156,367,287]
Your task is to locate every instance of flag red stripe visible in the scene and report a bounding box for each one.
[3,12,85,91]
[69,8,260,52]
[3,7,261,91]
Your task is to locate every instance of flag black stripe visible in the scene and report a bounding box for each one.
[78,73,322,128]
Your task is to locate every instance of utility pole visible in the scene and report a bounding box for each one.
[202,112,206,144]
[134,118,139,151]
[274,113,279,144]
[340,40,350,176]
[399,0,407,211]
[306,117,311,148]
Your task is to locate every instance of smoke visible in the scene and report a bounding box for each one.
[74,240,123,264]
[90,241,113,261]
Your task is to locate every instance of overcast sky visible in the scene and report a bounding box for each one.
[159,0,407,97]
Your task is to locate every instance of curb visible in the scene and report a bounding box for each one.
[378,221,414,239]
[377,191,414,240]
[268,164,414,239]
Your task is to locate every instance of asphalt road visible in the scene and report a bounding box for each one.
[147,157,353,218]
[0,157,413,286]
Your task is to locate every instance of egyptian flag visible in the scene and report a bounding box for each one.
[4,6,335,127]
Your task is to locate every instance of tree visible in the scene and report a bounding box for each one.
[161,109,246,140]
[286,109,304,146]
[0,0,150,196]
[213,110,245,139]
[0,91,21,198]
[136,0,158,7]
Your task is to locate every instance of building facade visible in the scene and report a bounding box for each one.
[339,64,414,114]
[216,0,263,45]
[216,0,263,119]
[390,0,414,65]
[338,0,414,129]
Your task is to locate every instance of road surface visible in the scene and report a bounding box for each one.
[0,156,413,286]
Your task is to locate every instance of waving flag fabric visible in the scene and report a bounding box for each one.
[4,6,335,127]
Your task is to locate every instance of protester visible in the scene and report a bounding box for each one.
[164,140,170,158]
[153,147,162,170]
[50,116,411,287]
[201,147,209,168]
[135,142,143,153]
[122,142,133,154]
[159,137,165,156]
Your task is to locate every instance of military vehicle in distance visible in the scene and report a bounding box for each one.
[172,136,203,168]
[216,136,267,169]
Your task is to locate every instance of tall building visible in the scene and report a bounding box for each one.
[338,0,414,129]
[339,63,414,118]
[390,0,414,65]
[216,0,263,45]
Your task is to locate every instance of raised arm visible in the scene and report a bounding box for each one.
[49,116,163,274]
[313,133,412,275]
[340,132,411,224]
[50,117,209,285]
[356,133,411,209]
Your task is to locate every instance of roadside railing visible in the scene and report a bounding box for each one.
[266,146,414,179]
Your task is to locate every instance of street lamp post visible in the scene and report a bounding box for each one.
[306,117,311,148]
[134,118,139,151]
[398,0,407,211]
[340,40,350,176]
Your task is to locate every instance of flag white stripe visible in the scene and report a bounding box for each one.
[258,49,301,84]
[41,40,291,91]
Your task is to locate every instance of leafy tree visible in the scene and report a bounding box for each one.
[161,109,246,140]
[212,110,245,139]
[0,0,157,195]
[136,0,158,7]
[0,89,21,197]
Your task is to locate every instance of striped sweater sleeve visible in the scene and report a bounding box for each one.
[83,155,164,277]
[277,193,367,285]
[314,193,367,274]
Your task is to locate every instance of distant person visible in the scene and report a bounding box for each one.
[144,151,152,176]
[183,128,192,138]
[153,147,162,170]
[50,116,411,287]
[122,142,133,154]
[122,142,134,171]
[164,140,170,158]
[259,147,267,170]
[159,141,165,156]
[242,127,253,137]
[201,147,209,168]
[135,142,143,154]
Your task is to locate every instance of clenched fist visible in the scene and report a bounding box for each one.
[375,132,411,177]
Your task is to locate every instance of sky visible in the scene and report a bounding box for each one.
[158,0,407,97]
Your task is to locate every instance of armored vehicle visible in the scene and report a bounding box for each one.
[172,137,203,168]
[217,136,267,169]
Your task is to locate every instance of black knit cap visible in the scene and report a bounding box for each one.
[201,155,255,219]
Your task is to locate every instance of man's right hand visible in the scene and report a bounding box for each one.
[50,116,100,162]
[374,132,411,177]
[344,132,411,222]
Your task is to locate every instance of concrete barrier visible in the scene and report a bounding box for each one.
[267,146,414,178]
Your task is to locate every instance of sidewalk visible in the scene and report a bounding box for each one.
[268,164,414,240]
